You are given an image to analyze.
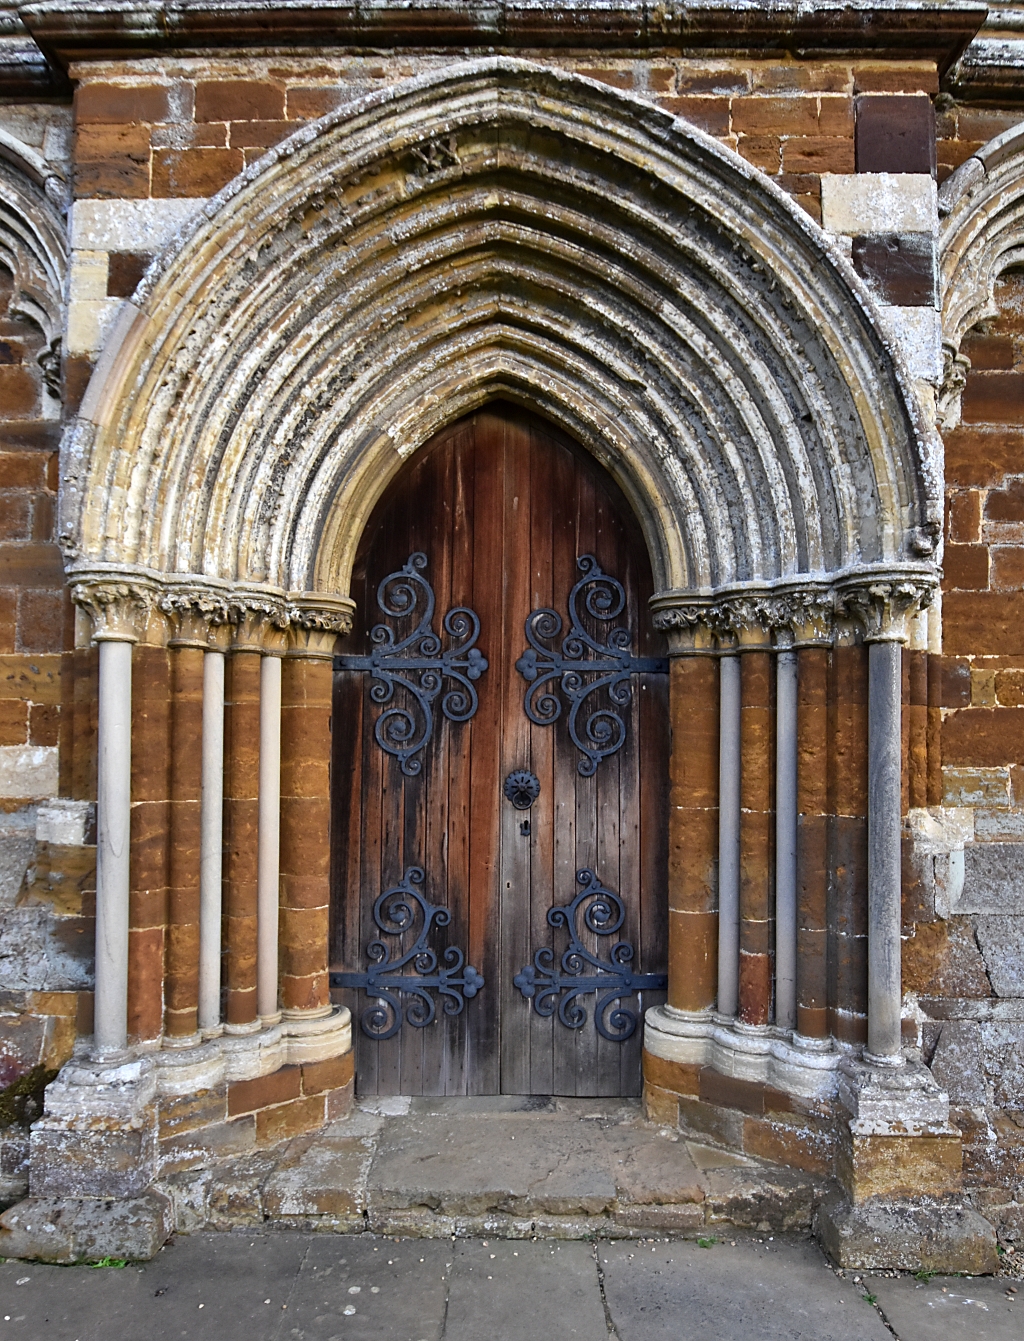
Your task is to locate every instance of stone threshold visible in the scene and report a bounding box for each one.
[155,1095,831,1240]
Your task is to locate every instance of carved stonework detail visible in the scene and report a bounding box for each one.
[71,579,155,643]
[0,138,67,399]
[938,345,971,432]
[834,576,935,644]
[410,135,459,175]
[227,594,290,653]
[287,593,355,658]
[159,587,233,648]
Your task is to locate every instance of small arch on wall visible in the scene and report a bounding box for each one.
[939,120,1024,430]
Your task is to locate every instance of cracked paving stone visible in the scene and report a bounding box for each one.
[600,1234,893,1341]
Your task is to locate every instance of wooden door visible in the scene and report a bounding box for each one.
[330,403,668,1096]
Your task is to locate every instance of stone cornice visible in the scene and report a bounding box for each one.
[651,567,937,649]
[17,0,986,72]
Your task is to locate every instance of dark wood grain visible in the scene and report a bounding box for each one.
[331,403,667,1095]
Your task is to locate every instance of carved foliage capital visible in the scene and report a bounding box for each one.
[71,579,154,642]
[835,577,935,643]
[286,593,355,658]
[651,587,835,648]
[158,587,232,648]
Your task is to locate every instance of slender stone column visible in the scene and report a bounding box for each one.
[795,641,830,1039]
[95,637,134,1053]
[279,600,351,1015]
[738,641,773,1026]
[223,626,263,1030]
[71,579,153,1056]
[666,631,719,1014]
[774,640,798,1031]
[199,647,225,1033]
[867,637,904,1063]
[165,639,204,1039]
[127,640,171,1045]
[717,650,741,1018]
[257,652,283,1023]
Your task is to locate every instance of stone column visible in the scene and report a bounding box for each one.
[278,599,351,1016]
[70,581,153,1055]
[199,646,225,1033]
[738,626,773,1026]
[128,634,171,1047]
[867,636,904,1063]
[717,646,741,1017]
[793,620,831,1041]
[159,595,228,1043]
[774,635,798,1032]
[257,651,283,1023]
[223,611,268,1030]
[665,626,719,1014]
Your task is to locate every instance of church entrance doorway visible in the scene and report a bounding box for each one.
[330,403,668,1096]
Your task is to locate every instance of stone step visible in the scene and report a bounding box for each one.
[157,1097,830,1240]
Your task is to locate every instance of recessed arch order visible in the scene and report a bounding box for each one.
[62,57,941,609]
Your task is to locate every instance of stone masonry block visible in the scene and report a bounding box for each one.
[0,1189,173,1263]
[855,94,936,174]
[29,1115,157,1199]
[820,172,935,235]
[76,83,171,126]
[300,1051,354,1097]
[851,233,936,306]
[876,306,941,382]
[959,843,1024,913]
[814,1191,998,1272]
[227,1063,301,1116]
[255,1094,326,1147]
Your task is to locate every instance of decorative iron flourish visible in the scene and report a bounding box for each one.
[515,555,667,775]
[335,552,488,775]
[330,867,484,1040]
[513,868,666,1041]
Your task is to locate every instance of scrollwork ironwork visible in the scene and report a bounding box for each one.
[515,555,667,775]
[336,552,488,775]
[513,868,666,1041]
[330,866,484,1040]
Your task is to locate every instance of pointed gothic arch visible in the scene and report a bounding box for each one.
[62,57,938,610]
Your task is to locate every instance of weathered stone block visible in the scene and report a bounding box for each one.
[255,1094,325,1147]
[612,1202,704,1231]
[925,1021,989,1106]
[29,1113,157,1199]
[820,172,935,234]
[814,1190,999,1273]
[642,1082,679,1127]
[960,842,1024,913]
[855,94,935,174]
[0,1189,173,1263]
[837,1132,962,1203]
[227,1064,300,1115]
[973,916,1024,995]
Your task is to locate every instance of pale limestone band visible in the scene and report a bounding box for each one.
[71,570,354,1061]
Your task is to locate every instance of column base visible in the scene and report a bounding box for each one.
[813,1189,999,1273]
[836,1053,962,1202]
[0,1008,355,1261]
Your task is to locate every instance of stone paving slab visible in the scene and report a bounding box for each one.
[599,1235,894,1341]
[871,1274,1022,1340]
[1,1230,1019,1340]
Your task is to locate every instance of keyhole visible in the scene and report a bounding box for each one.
[520,819,531,837]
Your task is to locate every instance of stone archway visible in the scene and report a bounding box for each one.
[46,59,945,1235]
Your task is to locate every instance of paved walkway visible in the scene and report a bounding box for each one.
[1,1228,1020,1341]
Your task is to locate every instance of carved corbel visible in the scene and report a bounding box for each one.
[835,575,936,644]
[70,578,155,643]
[286,593,356,659]
[937,344,971,432]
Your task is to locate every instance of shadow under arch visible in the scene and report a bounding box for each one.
[62,56,941,608]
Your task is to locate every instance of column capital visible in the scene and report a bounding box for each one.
[835,572,936,644]
[159,584,233,649]
[70,574,156,643]
[651,583,835,649]
[226,591,290,654]
[286,592,355,659]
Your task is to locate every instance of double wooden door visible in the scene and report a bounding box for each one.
[330,404,668,1096]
